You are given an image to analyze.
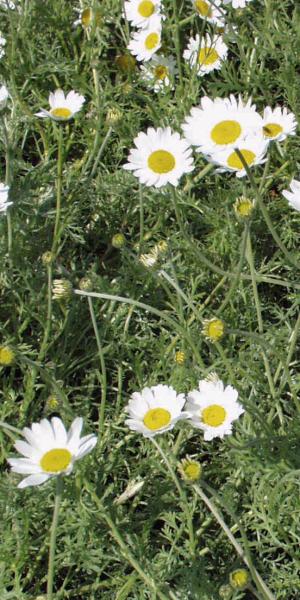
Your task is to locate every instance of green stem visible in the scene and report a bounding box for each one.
[38,264,53,362]
[52,126,64,255]
[172,0,183,86]
[217,223,249,314]
[90,126,113,179]
[0,420,22,435]
[139,183,144,252]
[193,484,275,600]
[47,476,64,600]
[150,437,196,557]
[87,297,107,434]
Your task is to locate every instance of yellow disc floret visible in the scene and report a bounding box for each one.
[138,0,155,17]
[227,149,256,170]
[40,448,72,473]
[234,196,254,218]
[145,32,159,50]
[143,408,171,430]
[50,107,72,120]
[194,0,212,17]
[211,120,242,145]
[263,123,283,138]
[198,47,219,66]
[148,150,175,174]
[201,404,226,427]
[0,345,15,366]
[202,318,224,342]
[229,568,250,590]
[179,457,202,482]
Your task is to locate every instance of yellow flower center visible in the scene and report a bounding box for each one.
[138,0,155,17]
[201,404,226,427]
[0,346,14,366]
[227,149,256,170]
[211,120,242,145]
[145,32,159,50]
[143,408,171,431]
[154,65,168,80]
[198,47,219,66]
[204,318,224,341]
[230,569,249,588]
[236,199,253,217]
[81,8,92,26]
[184,462,201,480]
[40,448,72,473]
[50,107,72,120]
[148,149,176,174]
[194,0,212,16]
[263,122,283,138]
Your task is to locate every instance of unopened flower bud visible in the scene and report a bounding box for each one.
[52,279,73,301]
[112,233,126,248]
[42,251,54,266]
[202,317,225,343]
[0,345,15,366]
[178,456,202,483]
[175,350,185,365]
[106,107,122,127]
[229,568,250,590]
[116,54,136,73]
[234,196,254,219]
[79,277,93,291]
[219,584,232,599]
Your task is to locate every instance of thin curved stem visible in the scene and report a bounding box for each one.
[87,297,107,435]
[47,476,64,600]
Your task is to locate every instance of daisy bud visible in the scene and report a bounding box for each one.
[218,584,232,599]
[175,350,185,365]
[0,345,15,366]
[234,196,254,219]
[79,276,93,292]
[112,233,126,248]
[45,394,60,412]
[229,568,250,590]
[52,279,73,301]
[155,240,168,254]
[106,107,123,127]
[115,53,136,73]
[139,248,158,268]
[42,251,54,266]
[178,456,202,483]
[202,317,225,342]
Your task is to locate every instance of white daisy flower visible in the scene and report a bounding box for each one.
[7,416,97,489]
[0,0,15,8]
[182,95,262,154]
[35,89,85,121]
[123,126,194,188]
[124,0,162,28]
[0,34,6,58]
[262,106,297,142]
[127,16,162,61]
[192,0,225,26]
[0,183,12,214]
[185,378,244,440]
[282,179,300,212]
[0,84,9,109]
[183,34,228,76]
[223,0,253,7]
[140,54,177,92]
[209,135,268,178]
[125,384,186,437]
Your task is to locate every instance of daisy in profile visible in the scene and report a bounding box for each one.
[0,183,12,214]
[185,377,244,440]
[127,16,162,61]
[182,95,262,155]
[262,106,297,142]
[124,0,162,28]
[73,7,102,28]
[192,0,225,26]
[123,126,194,188]
[183,34,228,76]
[7,416,97,488]
[0,33,6,58]
[140,54,177,92]
[209,135,268,178]
[282,178,300,212]
[125,384,186,437]
[0,84,9,109]
[223,0,253,7]
[35,89,85,121]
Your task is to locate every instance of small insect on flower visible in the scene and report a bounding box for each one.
[262,106,297,142]
[0,84,9,109]
[8,417,97,488]
[182,95,262,155]
[183,34,228,77]
[185,377,244,440]
[192,0,225,26]
[229,568,250,590]
[140,54,177,93]
[202,317,225,342]
[124,0,162,28]
[35,89,85,121]
[125,384,187,437]
[127,16,162,62]
[0,345,15,366]
[178,456,202,482]
[123,126,194,188]
[209,135,268,178]
[0,183,12,215]
[282,178,300,212]
[234,196,254,218]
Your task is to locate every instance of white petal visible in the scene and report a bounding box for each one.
[51,417,67,445]
[18,473,50,489]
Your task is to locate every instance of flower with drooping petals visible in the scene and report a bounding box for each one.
[262,106,297,142]
[140,54,177,92]
[35,89,85,121]
[282,178,300,212]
